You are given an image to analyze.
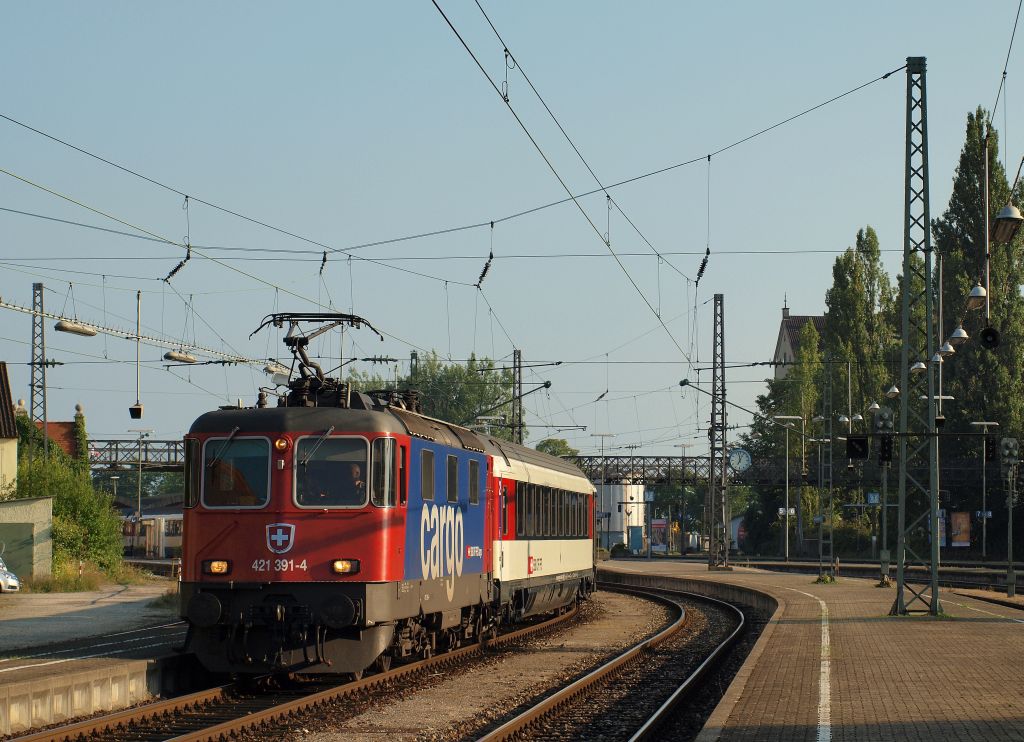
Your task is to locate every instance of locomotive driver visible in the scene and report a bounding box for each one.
[348,463,366,497]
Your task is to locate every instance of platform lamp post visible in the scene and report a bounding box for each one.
[1000,437,1019,597]
[592,433,615,551]
[774,416,803,561]
[811,414,827,578]
[674,443,694,553]
[129,429,153,557]
[971,421,999,559]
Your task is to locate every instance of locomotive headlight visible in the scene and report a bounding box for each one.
[202,559,232,575]
[331,559,360,575]
[274,437,290,452]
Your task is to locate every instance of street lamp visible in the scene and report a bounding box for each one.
[774,415,803,561]
[948,324,970,346]
[811,412,829,579]
[971,421,999,559]
[592,433,615,551]
[674,443,694,554]
[129,429,153,557]
[993,203,1024,244]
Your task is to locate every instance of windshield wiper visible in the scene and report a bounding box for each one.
[300,426,335,466]
[207,426,241,469]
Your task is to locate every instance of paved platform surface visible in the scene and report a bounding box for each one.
[0,584,185,687]
[0,584,190,734]
[603,560,1024,742]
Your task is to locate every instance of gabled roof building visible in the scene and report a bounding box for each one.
[772,304,825,380]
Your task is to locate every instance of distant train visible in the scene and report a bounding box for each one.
[179,313,595,675]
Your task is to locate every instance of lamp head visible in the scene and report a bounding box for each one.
[966,281,987,311]
[993,203,1024,244]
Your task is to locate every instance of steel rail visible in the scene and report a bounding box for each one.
[476,585,688,742]
[13,606,578,742]
[629,588,745,741]
[11,683,236,742]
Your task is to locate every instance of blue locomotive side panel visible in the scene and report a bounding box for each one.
[403,439,487,590]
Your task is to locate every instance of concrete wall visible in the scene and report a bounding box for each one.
[0,439,15,495]
[0,497,52,579]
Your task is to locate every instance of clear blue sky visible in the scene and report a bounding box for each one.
[0,2,1019,455]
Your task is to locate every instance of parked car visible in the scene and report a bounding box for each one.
[0,557,20,593]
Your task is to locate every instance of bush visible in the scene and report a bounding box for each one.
[609,542,630,558]
[10,453,124,571]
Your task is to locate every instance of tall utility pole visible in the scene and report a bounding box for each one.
[512,349,524,444]
[29,282,48,458]
[708,293,730,569]
[892,57,941,616]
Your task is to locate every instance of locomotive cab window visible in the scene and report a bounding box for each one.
[202,437,270,508]
[184,438,200,508]
[371,437,395,507]
[295,436,369,508]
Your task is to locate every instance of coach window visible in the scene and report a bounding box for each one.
[447,455,459,503]
[296,437,369,507]
[501,485,509,535]
[532,486,539,536]
[544,489,552,536]
[515,483,525,537]
[371,437,396,507]
[469,459,480,505]
[569,492,577,536]
[421,449,435,501]
[203,437,270,508]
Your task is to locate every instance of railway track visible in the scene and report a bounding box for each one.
[12,607,579,742]
[477,584,745,741]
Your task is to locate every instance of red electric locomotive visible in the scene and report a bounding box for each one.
[180,313,595,676]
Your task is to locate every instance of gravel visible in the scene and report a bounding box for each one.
[267,592,670,742]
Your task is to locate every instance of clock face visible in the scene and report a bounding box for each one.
[728,448,752,473]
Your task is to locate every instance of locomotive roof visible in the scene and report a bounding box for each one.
[189,407,409,435]
[189,405,593,491]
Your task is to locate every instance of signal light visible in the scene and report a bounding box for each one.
[879,436,893,463]
[980,326,1001,349]
[985,436,996,462]
[331,559,360,575]
[846,435,869,459]
[202,559,231,575]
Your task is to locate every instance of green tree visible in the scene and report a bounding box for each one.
[11,410,124,571]
[823,226,896,417]
[535,438,579,457]
[348,352,518,441]
[933,108,1024,454]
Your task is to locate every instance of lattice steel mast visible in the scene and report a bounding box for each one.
[708,293,730,568]
[892,57,941,615]
[29,282,48,458]
[512,349,524,444]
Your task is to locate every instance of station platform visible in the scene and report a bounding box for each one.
[601,560,1024,741]
[0,584,195,736]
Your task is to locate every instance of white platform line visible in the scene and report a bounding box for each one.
[782,587,831,742]
[0,638,180,675]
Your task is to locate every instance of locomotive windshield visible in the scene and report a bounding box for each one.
[203,437,270,508]
[296,436,369,507]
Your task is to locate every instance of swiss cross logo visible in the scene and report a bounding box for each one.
[266,523,295,554]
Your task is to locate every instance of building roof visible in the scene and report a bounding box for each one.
[0,363,16,440]
[35,421,77,458]
[781,315,826,356]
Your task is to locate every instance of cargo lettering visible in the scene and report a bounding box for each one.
[420,503,465,600]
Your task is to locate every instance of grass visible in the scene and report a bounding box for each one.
[148,589,181,611]
[22,557,166,593]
